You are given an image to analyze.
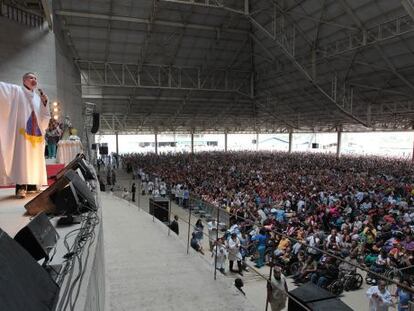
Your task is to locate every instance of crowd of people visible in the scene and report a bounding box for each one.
[122,151,414,310]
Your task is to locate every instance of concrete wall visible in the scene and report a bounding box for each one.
[0,16,57,100]
[0,16,83,138]
[54,19,83,137]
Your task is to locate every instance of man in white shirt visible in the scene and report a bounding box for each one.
[366,280,393,311]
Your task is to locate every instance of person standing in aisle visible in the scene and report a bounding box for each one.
[267,267,288,311]
[131,182,136,202]
[169,215,179,235]
[227,233,243,276]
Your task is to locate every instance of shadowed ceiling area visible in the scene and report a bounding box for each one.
[50,0,414,133]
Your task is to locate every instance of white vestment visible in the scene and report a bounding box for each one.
[0,82,50,186]
[366,286,393,311]
[212,245,227,270]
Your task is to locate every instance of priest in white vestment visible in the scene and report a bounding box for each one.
[0,73,50,198]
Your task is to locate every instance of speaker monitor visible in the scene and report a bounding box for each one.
[25,169,97,216]
[288,282,353,311]
[56,153,95,180]
[51,182,81,216]
[14,212,59,261]
[312,143,319,149]
[91,112,100,134]
[0,228,59,311]
[99,145,108,155]
[149,197,170,223]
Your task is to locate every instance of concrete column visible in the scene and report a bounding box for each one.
[288,131,293,153]
[411,133,414,163]
[224,132,228,152]
[191,132,194,154]
[115,132,119,155]
[155,132,158,155]
[337,129,342,158]
[256,132,259,151]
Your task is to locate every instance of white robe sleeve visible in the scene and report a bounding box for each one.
[0,82,18,184]
[0,82,16,123]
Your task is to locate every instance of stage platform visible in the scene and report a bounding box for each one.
[0,188,256,311]
[0,187,105,311]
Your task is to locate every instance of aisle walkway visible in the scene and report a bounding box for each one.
[102,192,256,311]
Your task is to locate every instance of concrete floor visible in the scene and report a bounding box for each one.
[102,190,257,311]
[103,168,374,311]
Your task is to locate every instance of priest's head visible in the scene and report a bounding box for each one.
[22,72,38,91]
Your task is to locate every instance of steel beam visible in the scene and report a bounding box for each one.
[338,0,414,95]
[40,0,53,30]
[160,0,368,126]
[160,0,245,15]
[55,10,247,35]
[78,60,252,96]
[247,3,368,127]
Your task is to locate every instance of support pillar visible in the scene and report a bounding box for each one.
[191,132,194,154]
[337,128,342,159]
[256,132,259,151]
[115,132,119,155]
[224,132,228,152]
[155,132,158,155]
[288,131,293,153]
[412,136,414,161]
[412,133,414,162]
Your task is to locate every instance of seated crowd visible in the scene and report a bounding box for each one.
[122,151,414,295]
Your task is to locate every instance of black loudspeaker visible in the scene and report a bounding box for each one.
[51,182,81,215]
[64,170,96,210]
[25,169,96,216]
[288,282,352,311]
[91,143,97,150]
[312,143,319,149]
[0,228,59,311]
[56,153,95,180]
[91,112,100,134]
[99,145,108,155]
[14,212,59,261]
[149,197,170,223]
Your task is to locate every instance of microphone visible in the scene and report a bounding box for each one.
[38,88,47,106]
